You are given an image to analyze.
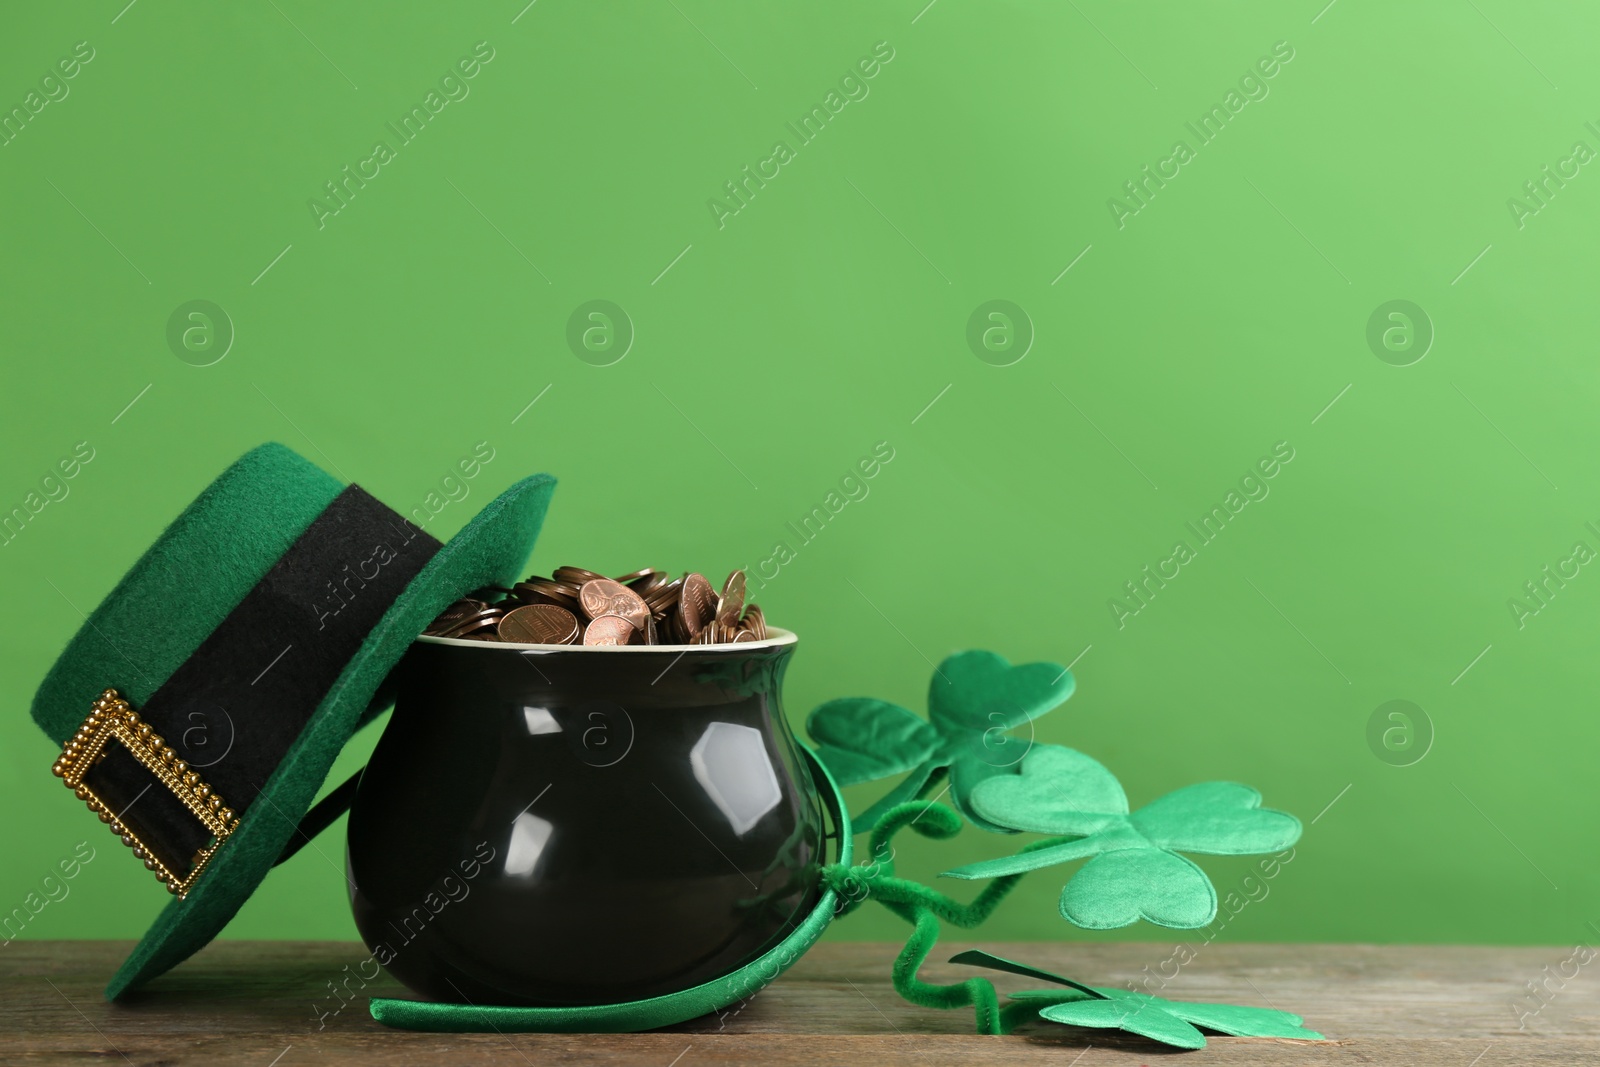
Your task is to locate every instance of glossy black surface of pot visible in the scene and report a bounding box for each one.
[346,631,824,1006]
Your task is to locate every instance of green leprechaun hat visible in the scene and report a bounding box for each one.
[30,442,556,999]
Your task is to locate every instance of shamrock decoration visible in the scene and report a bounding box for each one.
[942,744,1300,928]
[948,950,1323,1050]
[806,650,1074,831]
[802,647,1317,1050]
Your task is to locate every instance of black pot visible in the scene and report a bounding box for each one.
[345,627,825,1007]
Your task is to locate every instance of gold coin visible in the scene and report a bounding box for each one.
[498,604,581,644]
[583,614,635,646]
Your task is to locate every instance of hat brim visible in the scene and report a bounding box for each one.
[104,471,556,999]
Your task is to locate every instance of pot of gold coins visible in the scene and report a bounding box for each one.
[345,566,828,1007]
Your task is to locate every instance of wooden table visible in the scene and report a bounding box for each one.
[2,940,1589,1064]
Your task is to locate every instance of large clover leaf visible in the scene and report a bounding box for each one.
[949,950,1323,1050]
[941,745,1300,928]
[806,650,1073,832]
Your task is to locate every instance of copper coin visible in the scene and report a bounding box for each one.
[583,614,635,646]
[440,606,503,636]
[716,570,746,627]
[518,590,578,613]
[652,611,677,644]
[518,579,582,604]
[576,578,624,617]
[633,572,669,598]
[424,598,485,635]
[555,566,607,587]
[645,577,683,612]
[534,576,583,596]
[741,603,766,641]
[679,573,715,636]
[435,566,771,645]
[515,578,579,603]
[579,579,649,630]
[498,604,581,644]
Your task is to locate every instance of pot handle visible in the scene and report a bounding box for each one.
[273,768,362,866]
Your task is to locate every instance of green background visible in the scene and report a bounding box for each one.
[2,0,1594,953]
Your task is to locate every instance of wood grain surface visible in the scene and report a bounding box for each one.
[2,940,1589,1065]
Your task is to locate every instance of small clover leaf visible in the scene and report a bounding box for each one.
[941,744,1300,928]
[808,698,939,787]
[1037,992,1324,1050]
[949,950,1324,1050]
[806,650,1074,832]
[1063,849,1218,928]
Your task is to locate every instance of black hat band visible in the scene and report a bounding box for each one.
[55,485,442,893]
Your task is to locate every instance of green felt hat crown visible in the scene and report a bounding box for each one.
[31,442,556,998]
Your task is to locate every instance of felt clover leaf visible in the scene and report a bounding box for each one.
[806,650,1074,832]
[941,745,1300,928]
[948,950,1323,1050]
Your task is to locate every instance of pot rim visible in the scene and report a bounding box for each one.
[416,625,798,653]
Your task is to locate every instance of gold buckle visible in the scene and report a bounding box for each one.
[52,688,240,899]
